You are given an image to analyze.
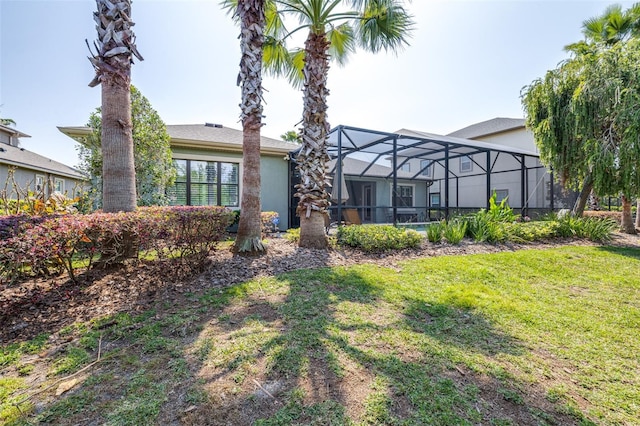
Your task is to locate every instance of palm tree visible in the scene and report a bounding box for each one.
[266,0,414,248]
[0,118,16,127]
[87,0,143,213]
[223,0,268,254]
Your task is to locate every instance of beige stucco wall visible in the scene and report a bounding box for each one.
[404,150,550,210]
[474,128,538,153]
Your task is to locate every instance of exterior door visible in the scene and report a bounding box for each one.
[363,184,373,221]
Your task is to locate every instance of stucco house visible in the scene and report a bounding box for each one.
[59,123,298,229]
[61,118,564,229]
[0,124,86,200]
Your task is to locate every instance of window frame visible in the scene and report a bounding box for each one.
[399,162,411,172]
[390,183,415,208]
[494,189,509,203]
[169,157,241,207]
[429,192,441,207]
[54,178,64,193]
[460,155,473,173]
[420,159,432,177]
[35,174,45,193]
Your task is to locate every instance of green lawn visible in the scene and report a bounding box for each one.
[2,245,639,425]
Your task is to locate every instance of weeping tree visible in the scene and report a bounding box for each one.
[87,0,143,212]
[264,0,414,248]
[222,0,268,254]
[522,38,640,233]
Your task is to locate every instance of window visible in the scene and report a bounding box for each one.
[393,184,414,207]
[494,189,509,203]
[399,162,410,172]
[168,159,239,207]
[54,178,64,193]
[420,160,432,177]
[35,175,45,193]
[460,155,472,173]
[430,193,440,207]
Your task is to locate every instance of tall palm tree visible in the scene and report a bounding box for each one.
[223,0,268,254]
[266,0,414,248]
[87,0,143,212]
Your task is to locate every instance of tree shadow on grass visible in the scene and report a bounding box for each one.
[596,245,640,260]
[180,263,583,425]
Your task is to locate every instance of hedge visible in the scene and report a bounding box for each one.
[0,206,235,284]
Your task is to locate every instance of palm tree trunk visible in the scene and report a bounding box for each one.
[233,0,266,254]
[636,199,640,229]
[89,0,142,213]
[297,32,331,249]
[101,79,136,212]
[620,195,636,234]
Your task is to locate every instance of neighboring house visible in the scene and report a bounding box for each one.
[0,124,86,200]
[448,117,577,209]
[447,117,535,153]
[59,123,298,229]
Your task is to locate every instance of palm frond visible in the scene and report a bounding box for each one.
[263,36,293,77]
[357,0,414,54]
[286,48,306,89]
[582,16,605,42]
[327,23,356,65]
[219,0,239,19]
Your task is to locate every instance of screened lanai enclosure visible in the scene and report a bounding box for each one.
[288,125,566,229]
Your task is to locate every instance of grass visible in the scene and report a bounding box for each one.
[1,245,639,425]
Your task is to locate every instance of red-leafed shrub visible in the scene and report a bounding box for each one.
[0,206,235,284]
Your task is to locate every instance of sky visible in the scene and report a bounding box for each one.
[1,0,636,169]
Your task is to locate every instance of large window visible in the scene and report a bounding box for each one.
[168,159,239,207]
[393,184,414,207]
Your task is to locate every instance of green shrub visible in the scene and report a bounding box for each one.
[443,219,467,245]
[580,217,617,242]
[283,228,300,242]
[507,221,558,242]
[466,214,508,243]
[426,221,444,243]
[337,225,423,252]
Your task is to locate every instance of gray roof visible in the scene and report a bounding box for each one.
[447,117,525,139]
[167,124,298,154]
[59,124,299,155]
[0,124,30,138]
[0,142,86,180]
